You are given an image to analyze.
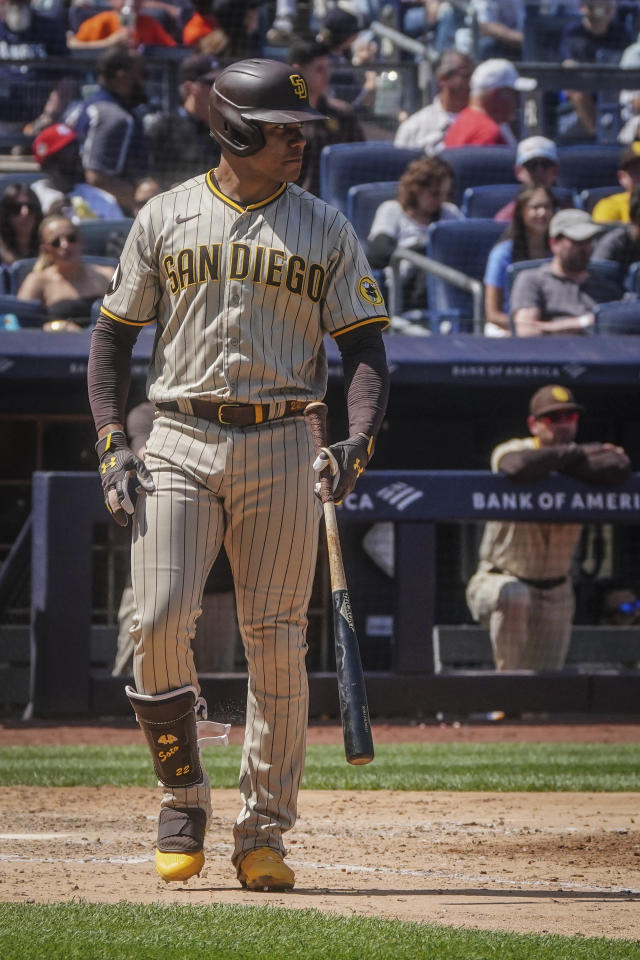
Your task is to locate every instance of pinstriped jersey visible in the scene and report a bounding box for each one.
[100,171,389,405]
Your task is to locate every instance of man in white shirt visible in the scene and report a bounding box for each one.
[31,123,123,222]
[394,50,473,154]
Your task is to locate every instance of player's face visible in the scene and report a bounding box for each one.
[256,122,307,182]
[528,410,579,447]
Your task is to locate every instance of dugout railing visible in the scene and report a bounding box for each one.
[19,469,640,720]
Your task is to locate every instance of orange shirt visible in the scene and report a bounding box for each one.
[74,10,177,46]
[182,11,220,46]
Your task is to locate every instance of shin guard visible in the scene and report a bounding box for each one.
[126,684,202,788]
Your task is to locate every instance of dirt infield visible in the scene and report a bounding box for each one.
[1,721,639,940]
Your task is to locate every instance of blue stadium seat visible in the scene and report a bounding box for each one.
[0,172,42,196]
[77,218,134,256]
[67,3,111,32]
[625,261,640,295]
[438,147,517,206]
[557,145,622,193]
[6,255,117,295]
[425,218,504,331]
[319,142,421,215]
[0,294,46,329]
[462,184,575,219]
[522,6,580,61]
[594,299,640,334]
[346,181,398,241]
[578,186,620,214]
[461,184,520,218]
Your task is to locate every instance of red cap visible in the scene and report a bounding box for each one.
[32,123,77,163]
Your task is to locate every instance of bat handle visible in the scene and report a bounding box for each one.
[304,401,334,505]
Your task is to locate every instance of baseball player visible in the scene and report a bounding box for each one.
[466,384,630,671]
[87,58,389,892]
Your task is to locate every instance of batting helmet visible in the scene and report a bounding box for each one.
[209,58,326,157]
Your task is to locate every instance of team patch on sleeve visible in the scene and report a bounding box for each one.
[357,275,383,306]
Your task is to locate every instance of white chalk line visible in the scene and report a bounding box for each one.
[0,850,638,896]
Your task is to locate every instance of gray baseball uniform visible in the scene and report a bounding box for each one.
[94,170,388,865]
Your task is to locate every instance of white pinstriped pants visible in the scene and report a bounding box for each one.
[466,570,574,670]
[129,411,321,865]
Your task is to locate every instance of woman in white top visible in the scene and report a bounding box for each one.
[366,155,463,314]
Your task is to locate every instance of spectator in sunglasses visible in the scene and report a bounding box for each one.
[494,136,572,222]
[0,184,43,266]
[598,584,640,626]
[16,214,114,331]
[466,384,630,671]
[511,209,621,336]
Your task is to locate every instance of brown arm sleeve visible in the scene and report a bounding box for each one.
[335,323,389,439]
[87,314,141,433]
[562,443,632,486]
[497,444,587,481]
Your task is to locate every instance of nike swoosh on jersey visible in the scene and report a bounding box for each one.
[175,213,201,224]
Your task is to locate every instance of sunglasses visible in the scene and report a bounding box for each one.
[47,232,79,248]
[7,201,39,214]
[538,410,579,424]
[608,600,640,615]
[524,158,556,170]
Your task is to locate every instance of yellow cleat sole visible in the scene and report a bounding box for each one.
[155,849,204,883]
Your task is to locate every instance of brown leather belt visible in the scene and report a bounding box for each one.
[490,568,567,590]
[156,398,308,427]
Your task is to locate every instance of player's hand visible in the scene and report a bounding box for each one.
[312,433,374,504]
[96,430,155,526]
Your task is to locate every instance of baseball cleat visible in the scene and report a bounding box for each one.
[155,806,206,882]
[156,849,204,883]
[238,847,295,891]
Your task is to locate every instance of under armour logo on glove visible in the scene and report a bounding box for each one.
[312,433,374,504]
[95,430,155,526]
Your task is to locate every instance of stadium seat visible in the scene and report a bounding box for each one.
[594,299,640,334]
[6,255,117,295]
[0,294,47,328]
[424,218,504,331]
[578,186,620,213]
[522,6,580,61]
[0,172,42,196]
[557,145,622,193]
[346,181,398,241]
[462,183,575,218]
[77,218,134,256]
[67,3,111,32]
[319,142,421,215]
[625,261,640,295]
[438,147,517,206]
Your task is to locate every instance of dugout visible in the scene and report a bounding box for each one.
[2,332,640,714]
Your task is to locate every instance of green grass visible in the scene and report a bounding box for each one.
[0,742,639,790]
[0,902,638,960]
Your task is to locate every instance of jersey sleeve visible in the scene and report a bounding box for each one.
[321,219,389,337]
[100,212,159,327]
[490,437,535,473]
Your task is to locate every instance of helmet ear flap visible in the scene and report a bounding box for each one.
[209,96,266,157]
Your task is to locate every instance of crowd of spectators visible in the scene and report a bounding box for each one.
[0,1,640,332]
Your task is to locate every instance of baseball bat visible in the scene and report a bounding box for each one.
[304,401,374,766]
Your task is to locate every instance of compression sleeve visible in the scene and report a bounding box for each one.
[88,313,141,432]
[335,323,389,440]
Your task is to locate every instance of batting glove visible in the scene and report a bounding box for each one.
[312,433,374,504]
[96,430,155,527]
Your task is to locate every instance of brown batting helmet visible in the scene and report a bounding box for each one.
[209,58,326,157]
